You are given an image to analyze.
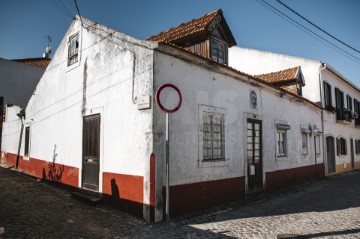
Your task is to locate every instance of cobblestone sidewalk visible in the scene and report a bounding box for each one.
[0,165,359,238]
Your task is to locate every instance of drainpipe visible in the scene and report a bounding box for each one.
[319,64,327,175]
[15,109,25,169]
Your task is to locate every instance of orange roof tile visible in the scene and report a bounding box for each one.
[255,66,300,84]
[147,9,236,46]
[13,58,51,68]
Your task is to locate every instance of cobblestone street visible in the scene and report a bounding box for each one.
[0,165,359,239]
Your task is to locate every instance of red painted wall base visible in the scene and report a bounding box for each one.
[165,177,245,217]
[1,152,79,187]
[102,172,144,218]
[266,163,325,193]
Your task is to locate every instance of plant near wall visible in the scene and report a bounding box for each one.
[47,145,64,182]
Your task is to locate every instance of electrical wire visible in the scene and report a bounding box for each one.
[52,0,74,20]
[277,0,360,55]
[73,0,84,28]
[58,0,75,18]
[255,0,360,64]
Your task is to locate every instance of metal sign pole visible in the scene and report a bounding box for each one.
[165,112,170,222]
[155,83,182,223]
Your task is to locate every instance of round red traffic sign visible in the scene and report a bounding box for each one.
[156,84,182,113]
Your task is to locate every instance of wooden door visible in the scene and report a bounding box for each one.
[82,114,100,191]
[247,119,263,191]
[326,136,336,173]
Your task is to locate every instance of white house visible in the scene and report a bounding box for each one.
[1,11,324,222]
[229,47,360,175]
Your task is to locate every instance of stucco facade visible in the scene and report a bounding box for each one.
[229,46,360,175]
[2,16,326,223]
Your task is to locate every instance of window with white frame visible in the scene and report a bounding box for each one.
[203,113,224,160]
[277,130,287,156]
[68,33,79,66]
[336,137,347,155]
[301,132,308,155]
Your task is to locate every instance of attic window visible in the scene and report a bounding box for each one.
[211,38,227,64]
[68,33,79,66]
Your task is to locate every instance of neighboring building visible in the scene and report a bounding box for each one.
[1,11,324,223]
[0,57,50,157]
[0,57,50,107]
[229,47,360,174]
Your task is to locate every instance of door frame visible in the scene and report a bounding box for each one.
[326,136,336,174]
[246,118,263,192]
[81,111,103,192]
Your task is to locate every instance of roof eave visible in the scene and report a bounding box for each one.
[155,42,322,111]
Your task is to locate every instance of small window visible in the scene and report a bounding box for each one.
[68,33,79,66]
[336,137,347,155]
[354,99,360,126]
[335,88,348,121]
[277,130,287,156]
[301,132,308,155]
[323,81,332,110]
[24,126,30,157]
[355,139,360,155]
[211,38,227,64]
[346,95,353,111]
[203,113,224,160]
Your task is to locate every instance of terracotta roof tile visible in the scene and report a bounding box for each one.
[255,66,300,84]
[147,9,222,43]
[13,58,51,68]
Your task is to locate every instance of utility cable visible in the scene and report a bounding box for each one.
[73,0,85,28]
[58,0,75,18]
[256,0,360,64]
[52,0,73,20]
[277,0,360,55]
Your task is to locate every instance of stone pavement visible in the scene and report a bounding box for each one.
[0,165,359,239]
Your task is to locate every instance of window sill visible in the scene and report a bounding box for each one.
[276,154,288,161]
[203,158,226,162]
[199,158,229,168]
[66,59,80,72]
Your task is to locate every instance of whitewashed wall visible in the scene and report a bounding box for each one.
[154,48,323,187]
[228,46,322,104]
[1,105,23,159]
[12,18,157,194]
[322,69,360,169]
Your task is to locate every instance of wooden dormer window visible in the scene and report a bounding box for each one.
[211,37,227,64]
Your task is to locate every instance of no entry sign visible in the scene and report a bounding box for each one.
[156,84,182,113]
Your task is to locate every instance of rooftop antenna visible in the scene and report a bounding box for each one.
[43,35,52,58]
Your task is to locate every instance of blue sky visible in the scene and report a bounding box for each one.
[1,0,359,87]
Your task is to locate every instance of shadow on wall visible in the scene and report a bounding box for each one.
[102,178,144,218]
[111,178,120,199]
[42,145,64,182]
